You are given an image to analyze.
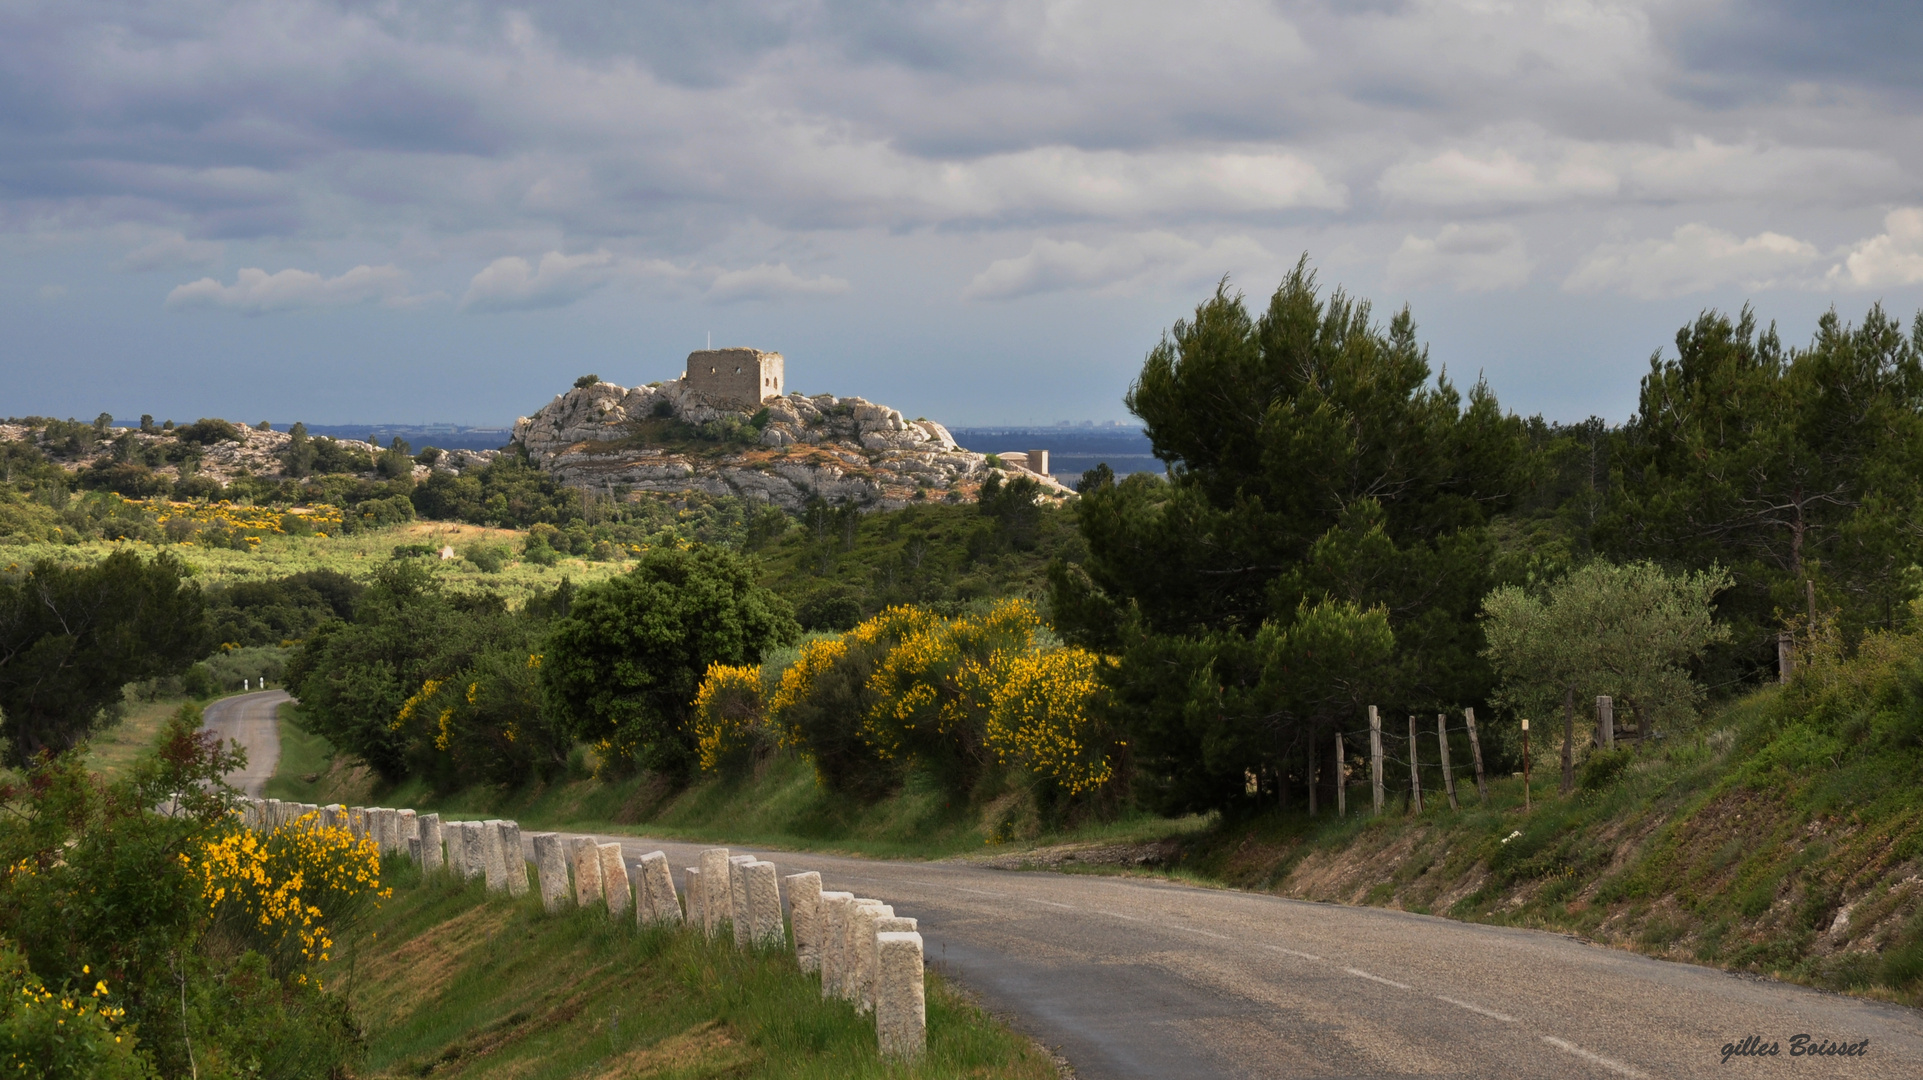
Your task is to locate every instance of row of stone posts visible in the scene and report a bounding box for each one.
[235,801,927,1059]
[762,857,925,1060]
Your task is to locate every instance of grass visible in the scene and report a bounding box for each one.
[270,719,1206,862]
[262,700,363,803]
[2,520,635,607]
[343,859,1056,1079]
[1100,678,1923,1006]
[83,695,200,780]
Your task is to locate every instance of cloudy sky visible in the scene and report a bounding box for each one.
[5,0,1921,427]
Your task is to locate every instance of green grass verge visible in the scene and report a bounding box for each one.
[267,703,1207,861]
[347,860,1055,1079]
[1123,681,1923,1005]
[83,695,198,780]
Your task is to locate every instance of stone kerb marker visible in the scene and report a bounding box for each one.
[875,931,926,1060]
[728,854,757,947]
[444,821,468,877]
[783,872,823,973]
[530,833,570,912]
[851,902,894,1012]
[397,809,418,859]
[698,849,732,939]
[480,821,511,892]
[816,893,854,1000]
[597,843,632,916]
[368,808,389,852]
[497,822,529,896]
[637,853,681,926]
[684,868,703,926]
[570,837,604,908]
[743,861,783,949]
[464,822,492,883]
[419,813,445,871]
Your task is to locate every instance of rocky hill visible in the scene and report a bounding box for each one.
[511,378,1071,512]
[0,418,495,485]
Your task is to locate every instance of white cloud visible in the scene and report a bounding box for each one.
[1381,147,1616,206]
[933,147,1347,219]
[460,250,622,311]
[1564,225,1821,299]
[116,232,223,272]
[1829,208,1923,288]
[165,265,424,313]
[963,232,1272,301]
[1380,133,1903,209]
[460,251,847,310]
[1386,224,1532,292]
[705,263,850,304]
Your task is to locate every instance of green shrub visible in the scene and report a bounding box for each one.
[523,534,560,567]
[1579,746,1634,791]
[0,938,156,1079]
[463,542,507,573]
[173,418,240,446]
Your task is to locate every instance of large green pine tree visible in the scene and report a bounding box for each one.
[1054,261,1526,813]
[1600,305,1923,681]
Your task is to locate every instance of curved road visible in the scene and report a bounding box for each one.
[215,701,1922,1078]
[203,689,288,797]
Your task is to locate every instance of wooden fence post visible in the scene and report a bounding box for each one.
[1369,707,1384,814]
[1335,732,1346,817]
[1521,718,1531,811]
[1597,695,1614,749]
[1407,715,1423,813]
[1436,713,1459,811]
[1464,707,1487,803]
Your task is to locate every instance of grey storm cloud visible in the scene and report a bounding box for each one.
[3,0,1921,331]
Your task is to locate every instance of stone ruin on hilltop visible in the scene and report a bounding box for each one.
[510,348,1074,512]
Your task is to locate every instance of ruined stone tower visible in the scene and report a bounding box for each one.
[685,348,783,409]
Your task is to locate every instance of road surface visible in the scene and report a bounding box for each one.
[215,698,1922,1078]
[203,689,288,797]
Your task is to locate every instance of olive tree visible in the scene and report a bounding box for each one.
[1482,559,1731,792]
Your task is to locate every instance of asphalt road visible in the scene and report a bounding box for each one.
[210,700,1923,1078]
[567,833,1923,1080]
[203,689,288,797]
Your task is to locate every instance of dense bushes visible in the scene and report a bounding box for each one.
[0,708,375,1078]
[542,545,797,776]
[0,550,208,764]
[695,600,1119,807]
[287,562,566,786]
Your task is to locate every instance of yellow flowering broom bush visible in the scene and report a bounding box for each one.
[193,812,389,979]
[860,599,1039,790]
[1,940,152,1080]
[986,646,1117,796]
[693,662,775,776]
[128,498,344,546]
[705,600,1120,801]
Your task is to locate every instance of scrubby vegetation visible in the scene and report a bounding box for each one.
[10,253,1923,1025]
[1,708,384,1078]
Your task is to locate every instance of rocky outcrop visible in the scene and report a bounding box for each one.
[512,378,1071,512]
[5,422,496,483]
